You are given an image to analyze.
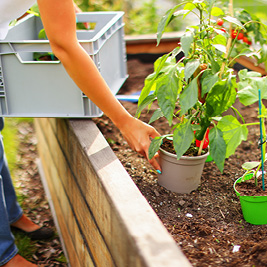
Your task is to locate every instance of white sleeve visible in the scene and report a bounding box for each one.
[0,0,36,40]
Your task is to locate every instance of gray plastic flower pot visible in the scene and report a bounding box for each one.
[158,148,209,194]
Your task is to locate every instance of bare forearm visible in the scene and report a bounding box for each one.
[37,0,131,128]
[56,43,132,128]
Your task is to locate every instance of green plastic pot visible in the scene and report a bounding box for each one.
[205,154,213,162]
[234,174,267,225]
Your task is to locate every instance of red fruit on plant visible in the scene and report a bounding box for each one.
[217,18,224,26]
[195,128,210,149]
[220,28,226,33]
[243,36,249,43]
[237,32,244,40]
[196,138,209,149]
[243,36,252,45]
[231,30,238,39]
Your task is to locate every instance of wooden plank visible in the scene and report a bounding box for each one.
[125,32,181,54]
[235,55,267,75]
[48,119,116,255]
[66,121,139,266]
[125,34,267,77]
[36,121,95,267]
[35,121,82,267]
[35,118,115,267]
[69,119,191,267]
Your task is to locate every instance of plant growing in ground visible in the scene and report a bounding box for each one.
[137,0,267,172]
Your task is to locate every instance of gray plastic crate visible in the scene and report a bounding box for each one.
[0,12,128,117]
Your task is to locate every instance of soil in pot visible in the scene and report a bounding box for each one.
[161,138,209,157]
[93,58,267,267]
[235,175,267,196]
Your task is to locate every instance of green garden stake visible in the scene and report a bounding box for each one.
[258,89,265,191]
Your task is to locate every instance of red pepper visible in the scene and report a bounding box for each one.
[216,18,224,26]
[195,128,209,149]
[231,30,238,39]
[237,32,244,40]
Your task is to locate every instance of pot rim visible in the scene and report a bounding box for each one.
[234,173,267,198]
[159,146,209,161]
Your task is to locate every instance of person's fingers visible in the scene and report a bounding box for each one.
[142,136,161,171]
[149,127,161,139]
[119,118,162,171]
[148,153,161,172]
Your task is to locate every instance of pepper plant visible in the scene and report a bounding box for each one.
[136,0,267,172]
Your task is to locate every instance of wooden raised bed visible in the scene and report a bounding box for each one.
[34,118,191,267]
[125,33,267,75]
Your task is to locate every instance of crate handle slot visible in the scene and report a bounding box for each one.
[1,43,60,64]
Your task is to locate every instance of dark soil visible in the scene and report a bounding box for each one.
[92,57,267,267]
[161,138,209,156]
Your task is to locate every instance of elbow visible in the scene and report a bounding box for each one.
[48,37,79,61]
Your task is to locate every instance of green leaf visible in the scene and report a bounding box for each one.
[181,30,194,57]
[242,161,260,171]
[207,52,220,73]
[173,119,194,159]
[138,54,170,105]
[259,44,267,64]
[206,0,216,13]
[173,9,190,17]
[238,76,267,106]
[206,78,237,117]
[136,94,157,117]
[157,69,179,125]
[224,16,244,29]
[38,29,47,40]
[211,7,224,16]
[183,3,196,11]
[153,53,172,73]
[209,127,226,173]
[217,115,248,158]
[184,59,200,82]
[238,84,259,106]
[149,136,165,159]
[213,34,227,46]
[149,109,164,124]
[212,44,226,54]
[238,69,261,81]
[201,72,219,96]
[180,77,198,115]
[27,9,40,17]
[157,5,182,45]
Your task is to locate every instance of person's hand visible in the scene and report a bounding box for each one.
[73,2,90,29]
[118,116,162,172]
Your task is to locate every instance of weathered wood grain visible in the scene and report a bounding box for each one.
[35,119,114,267]
[35,118,191,267]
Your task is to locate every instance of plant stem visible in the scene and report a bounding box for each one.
[197,127,209,156]
[258,91,266,190]
[244,122,260,127]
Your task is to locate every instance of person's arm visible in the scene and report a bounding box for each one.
[36,0,161,171]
